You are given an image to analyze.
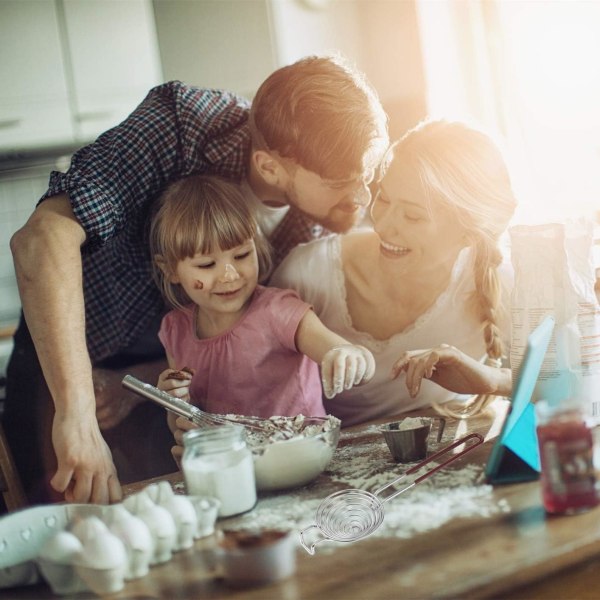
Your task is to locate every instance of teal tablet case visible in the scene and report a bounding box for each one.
[485,315,555,484]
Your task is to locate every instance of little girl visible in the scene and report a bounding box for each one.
[150,175,375,431]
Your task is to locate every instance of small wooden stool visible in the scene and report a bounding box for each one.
[0,422,27,512]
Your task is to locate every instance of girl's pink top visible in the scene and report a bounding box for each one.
[158,285,326,418]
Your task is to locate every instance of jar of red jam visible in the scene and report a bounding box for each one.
[536,399,598,515]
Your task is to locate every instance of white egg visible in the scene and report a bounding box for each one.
[133,491,177,564]
[154,481,198,551]
[70,515,108,545]
[143,482,160,503]
[73,517,127,570]
[123,488,155,514]
[73,517,128,595]
[37,531,86,595]
[186,495,220,538]
[38,530,82,564]
[106,504,154,580]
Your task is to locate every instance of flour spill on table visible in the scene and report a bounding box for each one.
[175,425,511,545]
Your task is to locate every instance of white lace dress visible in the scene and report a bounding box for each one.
[270,234,512,426]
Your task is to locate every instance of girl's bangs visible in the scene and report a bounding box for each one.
[193,205,257,256]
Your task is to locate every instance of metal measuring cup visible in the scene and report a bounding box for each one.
[381,416,446,463]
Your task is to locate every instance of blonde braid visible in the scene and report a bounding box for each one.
[472,236,504,361]
[432,237,505,419]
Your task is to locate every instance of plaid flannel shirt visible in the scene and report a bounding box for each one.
[40,81,327,362]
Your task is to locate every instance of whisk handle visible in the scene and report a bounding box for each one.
[122,374,201,423]
[300,524,330,555]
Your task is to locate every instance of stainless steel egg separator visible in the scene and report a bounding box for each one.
[300,432,484,554]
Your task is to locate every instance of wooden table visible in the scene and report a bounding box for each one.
[5,399,600,599]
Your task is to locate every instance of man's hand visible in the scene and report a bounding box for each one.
[50,411,122,504]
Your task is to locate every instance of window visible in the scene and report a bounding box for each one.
[416,0,600,225]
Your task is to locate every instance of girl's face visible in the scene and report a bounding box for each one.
[370,160,468,276]
[171,239,259,322]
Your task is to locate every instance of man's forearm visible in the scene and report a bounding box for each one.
[11,195,96,419]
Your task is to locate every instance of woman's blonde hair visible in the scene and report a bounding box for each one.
[150,175,272,309]
[386,119,517,418]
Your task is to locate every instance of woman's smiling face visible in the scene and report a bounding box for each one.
[370,160,468,275]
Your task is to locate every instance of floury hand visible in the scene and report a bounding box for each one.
[321,344,375,399]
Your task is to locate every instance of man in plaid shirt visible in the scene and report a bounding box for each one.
[7,55,388,505]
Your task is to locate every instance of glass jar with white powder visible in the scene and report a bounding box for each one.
[182,425,257,517]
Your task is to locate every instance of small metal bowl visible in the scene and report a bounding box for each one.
[381,416,445,463]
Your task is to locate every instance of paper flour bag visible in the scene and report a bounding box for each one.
[510,221,600,417]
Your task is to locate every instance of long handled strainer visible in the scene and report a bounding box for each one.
[300,432,484,554]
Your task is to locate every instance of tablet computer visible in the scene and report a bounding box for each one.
[485,314,555,484]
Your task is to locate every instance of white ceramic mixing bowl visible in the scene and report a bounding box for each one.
[251,417,341,491]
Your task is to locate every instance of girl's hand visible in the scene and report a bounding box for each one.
[157,366,195,440]
[157,367,193,400]
[391,345,510,398]
[170,415,198,470]
[321,344,376,399]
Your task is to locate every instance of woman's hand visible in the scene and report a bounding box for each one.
[321,344,376,399]
[391,344,511,398]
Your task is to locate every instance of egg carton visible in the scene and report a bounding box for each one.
[0,503,107,589]
[0,482,220,595]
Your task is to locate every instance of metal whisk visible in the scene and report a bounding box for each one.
[121,375,276,434]
[300,432,484,554]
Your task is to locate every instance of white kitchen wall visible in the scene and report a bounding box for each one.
[0,163,55,329]
[153,0,276,99]
[268,0,365,68]
[152,0,426,136]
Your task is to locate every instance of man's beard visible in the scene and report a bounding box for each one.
[318,206,362,233]
[285,181,362,233]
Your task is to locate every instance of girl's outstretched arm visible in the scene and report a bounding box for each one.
[295,310,375,399]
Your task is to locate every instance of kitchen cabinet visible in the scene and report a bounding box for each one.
[0,0,75,150]
[0,0,162,152]
[62,0,162,141]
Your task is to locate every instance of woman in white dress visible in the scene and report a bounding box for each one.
[270,119,517,425]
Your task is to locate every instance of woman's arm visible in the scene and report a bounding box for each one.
[295,310,375,399]
[391,345,512,398]
[11,194,121,504]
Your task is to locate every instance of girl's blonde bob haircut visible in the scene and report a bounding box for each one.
[150,175,272,309]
